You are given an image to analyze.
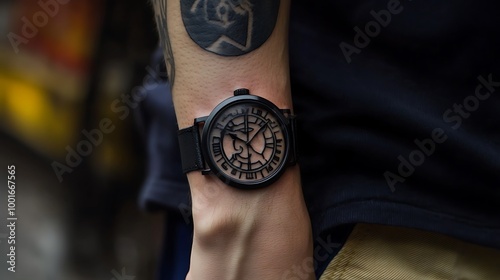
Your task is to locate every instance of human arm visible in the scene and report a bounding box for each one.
[151,1,313,279]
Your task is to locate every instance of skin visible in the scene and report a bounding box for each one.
[152,1,314,279]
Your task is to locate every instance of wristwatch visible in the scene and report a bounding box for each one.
[178,88,297,189]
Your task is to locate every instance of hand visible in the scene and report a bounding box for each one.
[228,132,247,144]
[246,120,270,145]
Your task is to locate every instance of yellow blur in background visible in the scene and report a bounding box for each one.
[0,0,163,279]
[0,0,93,157]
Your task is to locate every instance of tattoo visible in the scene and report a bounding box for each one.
[153,0,176,87]
[181,0,280,56]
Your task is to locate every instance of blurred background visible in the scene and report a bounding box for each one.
[0,0,164,279]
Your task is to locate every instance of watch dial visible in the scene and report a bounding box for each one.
[206,101,287,188]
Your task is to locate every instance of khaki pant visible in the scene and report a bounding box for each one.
[321,224,500,280]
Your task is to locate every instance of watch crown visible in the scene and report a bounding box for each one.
[234,88,250,96]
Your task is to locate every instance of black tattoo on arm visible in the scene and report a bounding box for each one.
[181,0,280,56]
[153,0,176,86]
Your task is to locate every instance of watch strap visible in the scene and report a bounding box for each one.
[287,114,298,166]
[178,125,205,173]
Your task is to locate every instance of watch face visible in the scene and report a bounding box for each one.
[203,96,289,189]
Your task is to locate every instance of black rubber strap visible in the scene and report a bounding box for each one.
[178,125,204,173]
[288,115,298,166]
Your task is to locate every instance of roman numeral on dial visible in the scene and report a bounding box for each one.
[212,137,222,156]
[212,144,221,156]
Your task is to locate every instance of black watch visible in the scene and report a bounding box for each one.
[178,88,297,189]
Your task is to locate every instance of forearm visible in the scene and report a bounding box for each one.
[152,0,313,279]
[168,1,292,127]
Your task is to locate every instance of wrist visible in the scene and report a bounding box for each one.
[188,166,305,230]
[187,167,314,279]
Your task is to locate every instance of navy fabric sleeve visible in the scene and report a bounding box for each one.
[136,49,191,212]
[135,49,193,280]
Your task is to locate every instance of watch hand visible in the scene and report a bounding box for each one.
[228,132,246,143]
[246,121,270,145]
[245,113,249,143]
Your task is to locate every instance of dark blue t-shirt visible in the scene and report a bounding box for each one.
[289,0,500,250]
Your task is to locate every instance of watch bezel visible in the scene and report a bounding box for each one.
[201,94,291,189]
